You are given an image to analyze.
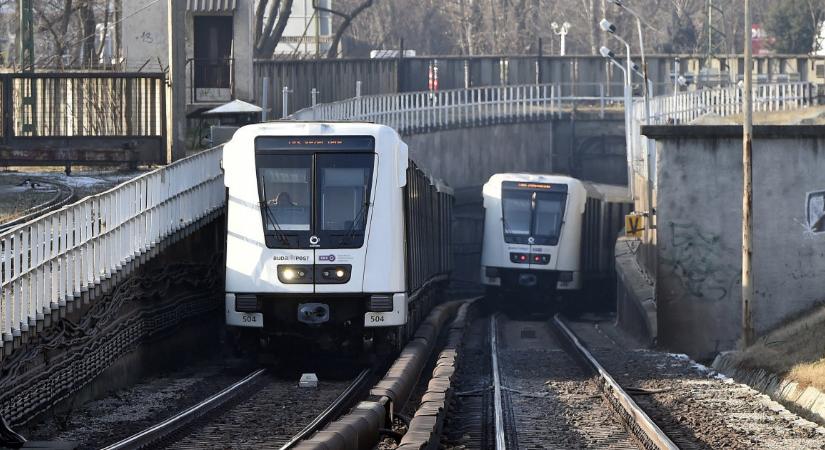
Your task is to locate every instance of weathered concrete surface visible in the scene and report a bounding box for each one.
[0,213,225,428]
[644,125,825,359]
[405,114,626,190]
[614,237,657,346]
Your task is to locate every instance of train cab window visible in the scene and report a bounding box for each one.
[254,136,375,249]
[533,192,566,244]
[316,154,375,247]
[502,190,532,240]
[501,182,568,245]
[256,154,312,247]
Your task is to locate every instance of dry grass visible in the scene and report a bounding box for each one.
[693,106,825,126]
[789,360,825,391]
[732,304,825,391]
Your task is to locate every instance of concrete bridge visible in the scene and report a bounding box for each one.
[0,77,818,427]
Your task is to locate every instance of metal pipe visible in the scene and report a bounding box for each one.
[742,0,754,348]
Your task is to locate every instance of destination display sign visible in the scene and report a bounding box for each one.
[502,181,568,192]
[256,136,375,151]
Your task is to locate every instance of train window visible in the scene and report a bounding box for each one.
[316,153,375,247]
[501,184,567,245]
[533,192,567,244]
[257,154,312,232]
[502,190,532,240]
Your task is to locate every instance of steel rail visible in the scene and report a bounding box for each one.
[278,367,373,450]
[489,314,507,450]
[100,368,267,450]
[552,315,678,450]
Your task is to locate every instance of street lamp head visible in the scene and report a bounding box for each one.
[631,62,640,72]
[599,46,615,59]
[609,0,625,6]
[599,19,616,34]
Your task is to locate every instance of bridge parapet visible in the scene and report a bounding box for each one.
[290,82,625,134]
[0,146,224,357]
[629,82,816,183]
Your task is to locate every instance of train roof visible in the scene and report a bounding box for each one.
[483,173,631,203]
[225,121,404,160]
[484,173,583,185]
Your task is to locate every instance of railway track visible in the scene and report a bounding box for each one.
[102,367,373,450]
[444,312,675,449]
[0,177,74,233]
[485,313,671,449]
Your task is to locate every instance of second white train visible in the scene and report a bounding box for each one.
[480,173,631,305]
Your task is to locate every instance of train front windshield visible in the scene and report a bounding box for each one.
[254,136,375,249]
[501,182,567,246]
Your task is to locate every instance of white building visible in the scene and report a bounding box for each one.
[270,0,334,57]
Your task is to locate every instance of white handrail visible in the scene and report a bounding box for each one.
[628,82,814,180]
[0,146,225,348]
[290,82,628,132]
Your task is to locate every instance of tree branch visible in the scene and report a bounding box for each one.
[314,0,375,58]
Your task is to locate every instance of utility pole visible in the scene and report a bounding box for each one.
[741,0,754,348]
[18,0,36,135]
[17,0,34,71]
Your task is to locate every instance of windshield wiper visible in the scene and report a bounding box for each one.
[338,201,370,246]
[260,181,291,247]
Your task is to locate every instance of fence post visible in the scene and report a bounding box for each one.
[311,88,318,106]
[356,80,362,98]
[2,75,12,141]
[282,86,290,118]
[599,83,605,119]
[261,76,269,122]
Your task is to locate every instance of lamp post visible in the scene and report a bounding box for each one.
[602,10,656,230]
[601,46,634,196]
[551,22,571,56]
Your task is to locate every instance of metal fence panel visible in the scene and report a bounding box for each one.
[0,146,224,351]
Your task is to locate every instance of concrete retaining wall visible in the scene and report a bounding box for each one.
[644,125,825,359]
[614,237,657,345]
[1,215,225,428]
[404,114,626,189]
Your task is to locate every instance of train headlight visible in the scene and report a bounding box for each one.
[316,265,352,284]
[278,265,313,284]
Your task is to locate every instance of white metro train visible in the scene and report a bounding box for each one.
[480,173,631,306]
[222,122,453,354]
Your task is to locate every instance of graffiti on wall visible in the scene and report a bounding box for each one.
[806,190,825,234]
[662,221,740,302]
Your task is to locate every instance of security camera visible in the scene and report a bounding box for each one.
[599,19,616,34]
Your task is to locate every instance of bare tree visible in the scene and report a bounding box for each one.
[255,0,295,58]
[314,0,376,58]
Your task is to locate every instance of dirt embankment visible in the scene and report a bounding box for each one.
[728,305,825,392]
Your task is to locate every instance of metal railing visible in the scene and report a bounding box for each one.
[628,82,815,180]
[3,73,166,137]
[0,147,224,349]
[290,82,627,134]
